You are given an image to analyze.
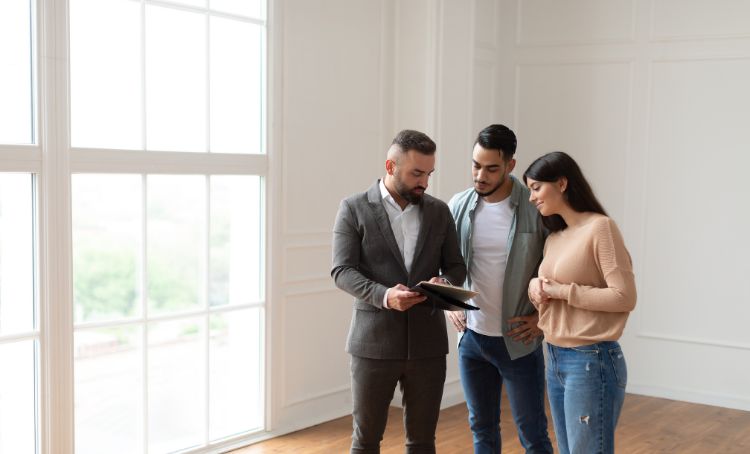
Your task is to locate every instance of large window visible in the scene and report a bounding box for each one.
[0,0,267,452]
[72,175,263,453]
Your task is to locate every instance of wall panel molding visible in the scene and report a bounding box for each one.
[515,0,636,48]
[636,333,750,352]
[649,0,750,43]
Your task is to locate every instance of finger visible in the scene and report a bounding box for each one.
[400,291,421,298]
[507,327,528,337]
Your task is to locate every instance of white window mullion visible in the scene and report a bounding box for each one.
[142,173,149,454]
[69,148,268,175]
[141,0,147,152]
[39,0,75,453]
[204,175,211,447]
[0,148,42,172]
[205,8,211,154]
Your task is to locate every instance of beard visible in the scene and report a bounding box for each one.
[474,174,506,198]
[394,175,425,204]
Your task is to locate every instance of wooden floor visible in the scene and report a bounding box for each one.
[235,393,750,453]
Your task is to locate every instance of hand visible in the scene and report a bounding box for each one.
[528,277,550,305]
[387,284,427,311]
[446,311,466,332]
[507,313,543,344]
[428,276,448,285]
[540,277,567,300]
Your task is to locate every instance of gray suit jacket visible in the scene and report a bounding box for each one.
[331,180,467,360]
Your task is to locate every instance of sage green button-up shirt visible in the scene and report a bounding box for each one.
[448,175,547,360]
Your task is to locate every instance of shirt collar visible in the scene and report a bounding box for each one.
[469,175,523,213]
[379,178,391,201]
[380,178,417,212]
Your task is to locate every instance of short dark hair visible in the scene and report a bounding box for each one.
[523,151,607,232]
[475,124,517,160]
[391,129,436,155]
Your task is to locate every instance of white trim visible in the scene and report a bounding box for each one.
[0,330,40,344]
[264,0,282,433]
[73,302,265,331]
[628,384,750,412]
[637,332,750,351]
[39,1,76,453]
[203,174,210,446]
[141,174,149,454]
[0,148,42,172]
[145,0,266,25]
[70,148,268,175]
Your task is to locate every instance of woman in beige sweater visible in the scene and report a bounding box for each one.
[524,151,636,454]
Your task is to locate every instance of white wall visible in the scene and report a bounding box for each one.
[267,0,750,440]
[267,0,487,436]
[492,0,750,412]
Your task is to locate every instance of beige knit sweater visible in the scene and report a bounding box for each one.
[536,213,636,347]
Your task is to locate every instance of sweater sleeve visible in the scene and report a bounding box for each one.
[565,218,637,313]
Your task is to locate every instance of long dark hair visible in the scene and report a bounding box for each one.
[523,151,607,232]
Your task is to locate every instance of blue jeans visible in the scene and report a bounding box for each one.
[458,329,553,454]
[545,341,627,454]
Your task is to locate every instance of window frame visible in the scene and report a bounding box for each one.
[1,0,275,452]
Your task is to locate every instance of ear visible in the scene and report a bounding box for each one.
[558,177,568,193]
[506,158,516,174]
[385,159,396,176]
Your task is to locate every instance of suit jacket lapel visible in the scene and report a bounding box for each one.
[411,196,433,276]
[367,182,409,276]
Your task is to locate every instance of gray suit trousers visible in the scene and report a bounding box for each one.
[350,355,447,454]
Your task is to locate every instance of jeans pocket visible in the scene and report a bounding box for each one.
[608,348,628,388]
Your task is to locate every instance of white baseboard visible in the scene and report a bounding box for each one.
[627,383,750,412]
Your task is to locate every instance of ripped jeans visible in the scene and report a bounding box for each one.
[545,341,627,454]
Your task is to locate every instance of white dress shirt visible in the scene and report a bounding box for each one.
[379,179,422,308]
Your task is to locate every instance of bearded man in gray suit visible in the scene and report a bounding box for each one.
[332,129,467,454]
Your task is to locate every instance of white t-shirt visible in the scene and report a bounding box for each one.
[467,197,513,336]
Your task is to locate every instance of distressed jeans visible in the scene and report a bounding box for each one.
[459,329,553,454]
[545,341,627,454]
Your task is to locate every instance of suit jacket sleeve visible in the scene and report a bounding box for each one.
[331,199,388,308]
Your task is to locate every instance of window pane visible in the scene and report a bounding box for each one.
[209,309,262,440]
[148,317,205,453]
[210,18,263,154]
[210,176,261,307]
[147,176,205,314]
[146,6,207,152]
[211,0,264,19]
[0,0,34,144]
[73,175,141,323]
[0,174,35,335]
[0,340,36,453]
[74,326,143,454]
[70,0,141,149]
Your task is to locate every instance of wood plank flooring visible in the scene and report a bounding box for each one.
[234,393,750,453]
